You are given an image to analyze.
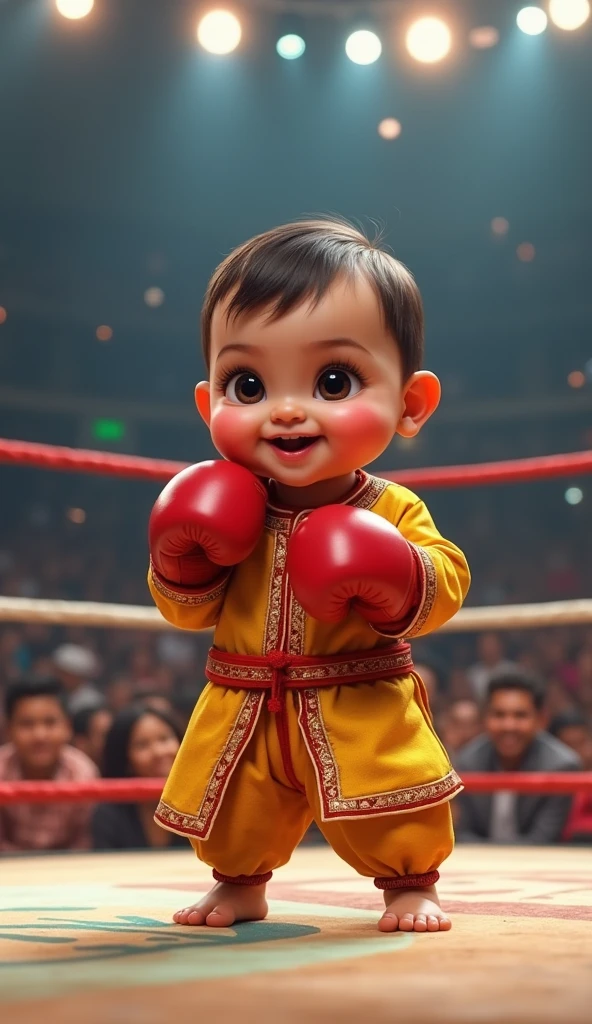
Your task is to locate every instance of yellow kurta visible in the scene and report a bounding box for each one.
[149,471,470,880]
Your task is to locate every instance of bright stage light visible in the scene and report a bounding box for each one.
[378,118,402,140]
[567,370,585,388]
[516,7,548,34]
[565,487,584,505]
[144,287,165,308]
[517,242,536,262]
[55,0,94,18]
[406,17,452,64]
[276,34,306,60]
[197,10,242,55]
[345,30,382,65]
[491,217,510,236]
[549,0,590,30]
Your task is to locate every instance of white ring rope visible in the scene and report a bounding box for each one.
[0,595,590,632]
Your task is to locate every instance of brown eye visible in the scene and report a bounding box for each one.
[226,372,266,405]
[314,368,362,402]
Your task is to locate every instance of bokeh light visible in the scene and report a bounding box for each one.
[549,0,590,31]
[197,10,242,55]
[378,118,402,140]
[0,306,6,325]
[345,30,382,65]
[517,242,536,262]
[567,370,585,388]
[469,26,500,49]
[516,7,548,34]
[95,325,113,342]
[276,34,306,60]
[144,287,165,308]
[406,17,452,63]
[565,487,584,505]
[55,0,94,19]
[491,217,510,236]
[67,507,87,524]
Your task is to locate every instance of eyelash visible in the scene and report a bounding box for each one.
[215,360,369,393]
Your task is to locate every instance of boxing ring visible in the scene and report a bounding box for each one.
[1,438,591,1023]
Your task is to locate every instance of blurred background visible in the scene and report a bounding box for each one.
[0,0,591,763]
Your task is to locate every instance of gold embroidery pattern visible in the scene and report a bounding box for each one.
[299,688,462,821]
[404,546,437,638]
[206,649,413,684]
[265,512,291,534]
[288,594,307,656]
[149,563,229,606]
[264,531,288,654]
[349,473,388,511]
[154,691,263,839]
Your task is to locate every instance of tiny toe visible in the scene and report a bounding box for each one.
[378,913,399,933]
[398,913,415,932]
[427,915,440,932]
[205,905,234,928]
[413,915,428,932]
[186,909,205,925]
[439,916,452,931]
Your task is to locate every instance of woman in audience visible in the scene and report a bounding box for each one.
[92,704,187,850]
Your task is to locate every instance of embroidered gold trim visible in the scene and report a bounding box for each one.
[206,649,413,684]
[403,546,437,638]
[299,687,462,821]
[149,563,229,607]
[264,531,288,654]
[349,473,388,511]
[155,691,263,839]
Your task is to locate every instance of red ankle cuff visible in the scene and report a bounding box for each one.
[374,871,440,890]
[213,870,272,886]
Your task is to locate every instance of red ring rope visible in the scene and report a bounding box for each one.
[0,773,590,805]
[0,437,591,488]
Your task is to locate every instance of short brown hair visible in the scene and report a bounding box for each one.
[201,219,424,379]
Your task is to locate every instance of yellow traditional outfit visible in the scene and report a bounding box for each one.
[150,471,470,889]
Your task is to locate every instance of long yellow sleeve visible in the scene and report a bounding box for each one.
[147,564,229,631]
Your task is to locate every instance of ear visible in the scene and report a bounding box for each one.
[396,371,441,438]
[195,381,211,427]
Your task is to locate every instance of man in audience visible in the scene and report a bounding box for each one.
[455,666,581,844]
[0,677,98,853]
[439,699,481,759]
[466,632,515,702]
[71,703,113,770]
[52,643,103,714]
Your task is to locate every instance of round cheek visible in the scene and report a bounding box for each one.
[325,400,397,458]
[210,406,261,465]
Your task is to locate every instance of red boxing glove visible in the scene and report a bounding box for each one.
[149,461,267,588]
[287,505,421,630]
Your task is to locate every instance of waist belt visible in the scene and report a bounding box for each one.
[206,644,414,713]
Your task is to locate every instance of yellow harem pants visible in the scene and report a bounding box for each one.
[190,693,454,887]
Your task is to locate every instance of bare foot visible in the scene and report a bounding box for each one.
[378,883,451,933]
[173,881,268,928]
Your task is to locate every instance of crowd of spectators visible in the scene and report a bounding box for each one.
[0,479,591,854]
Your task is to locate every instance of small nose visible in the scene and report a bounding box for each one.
[269,398,307,425]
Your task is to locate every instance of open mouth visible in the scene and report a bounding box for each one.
[267,436,320,453]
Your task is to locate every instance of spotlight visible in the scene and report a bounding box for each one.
[0,306,6,325]
[378,118,402,140]
[567,370,585,388]
[565,487,583,505]
[516,242,536,262]
[549,0,590,30]
[469,26,500,49]
[144,287,165,308]
[276,34,306,60]
[406,17,452,63]
[491,217,510,236]
[95,325,113,342]
[197,10,242,55]
[67,508,87,524]
[516,7,548,34]
[55,0,94,18]
[345,30,382,65]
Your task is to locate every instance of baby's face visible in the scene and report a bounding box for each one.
[202,273,407,489]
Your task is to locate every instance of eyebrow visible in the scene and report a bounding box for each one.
[216,337,369,361]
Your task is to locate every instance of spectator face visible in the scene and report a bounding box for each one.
[441,700,481,753]
[127,713,179,778]
[557,724,592,769]
[485,688,542,763]
[7,696,71,775]
[75,708,113,767]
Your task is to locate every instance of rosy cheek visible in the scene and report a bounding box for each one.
[327,400,396,446]
[210,406,259,462]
